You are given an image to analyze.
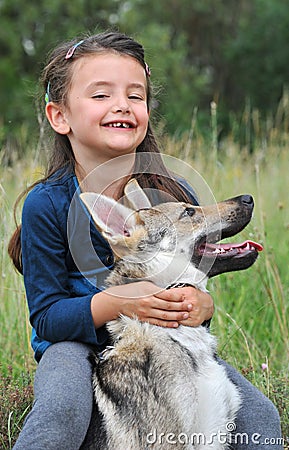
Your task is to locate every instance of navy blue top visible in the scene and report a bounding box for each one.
[21,168,198,361]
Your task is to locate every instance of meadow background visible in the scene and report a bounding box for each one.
[1,0,289,447]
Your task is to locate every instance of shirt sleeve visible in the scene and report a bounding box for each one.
[21,186,108,347]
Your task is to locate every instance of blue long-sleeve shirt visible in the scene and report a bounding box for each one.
[21,168,198,361]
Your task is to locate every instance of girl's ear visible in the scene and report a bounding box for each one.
[45,102,70,135]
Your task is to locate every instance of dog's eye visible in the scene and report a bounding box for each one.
[180,207,196,218]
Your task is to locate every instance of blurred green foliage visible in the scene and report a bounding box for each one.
[1,0,289,152]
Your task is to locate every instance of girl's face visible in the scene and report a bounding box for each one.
[52,52,149,165]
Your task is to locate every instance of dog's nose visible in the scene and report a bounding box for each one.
[241,195,254,205]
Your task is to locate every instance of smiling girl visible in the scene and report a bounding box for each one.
[9,32,281,449]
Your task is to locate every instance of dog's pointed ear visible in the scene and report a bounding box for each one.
[80,192,137,244]
[124,178,151,210]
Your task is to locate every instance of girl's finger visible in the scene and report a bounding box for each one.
[152,298,192,312]
[139,317,180,329]
[154,287,186,302]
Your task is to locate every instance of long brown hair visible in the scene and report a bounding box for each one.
[8,31,191,274]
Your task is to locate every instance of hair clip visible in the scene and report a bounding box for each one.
[45,82,50,105]
[65,40,84,60]
[145,63,151,77]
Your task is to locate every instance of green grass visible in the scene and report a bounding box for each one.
[0,127,288,447]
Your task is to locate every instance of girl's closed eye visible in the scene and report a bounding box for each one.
[92,93,110,99]
[127,84,146,102]
[128,94,144,101]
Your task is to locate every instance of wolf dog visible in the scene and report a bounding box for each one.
[80,179,263,450]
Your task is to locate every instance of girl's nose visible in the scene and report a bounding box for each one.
[112,105,131,113]
[114,107,130,114]
[112,97,131,114]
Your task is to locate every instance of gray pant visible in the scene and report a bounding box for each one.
[13,341,283,450]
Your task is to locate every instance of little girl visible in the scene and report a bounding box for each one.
[9,31,281,449]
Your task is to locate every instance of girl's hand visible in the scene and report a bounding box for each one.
[175,286,214,327]
[91,281,194,329]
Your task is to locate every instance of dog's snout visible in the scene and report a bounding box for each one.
[241,195,254,206]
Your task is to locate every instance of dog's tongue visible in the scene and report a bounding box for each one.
[204,240,263,252]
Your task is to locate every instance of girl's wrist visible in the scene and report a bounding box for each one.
[90,290,120,328]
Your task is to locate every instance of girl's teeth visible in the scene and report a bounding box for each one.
[108,122,130,128]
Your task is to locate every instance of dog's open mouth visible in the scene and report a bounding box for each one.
[197,240,263,259]
[194,239,263,277]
